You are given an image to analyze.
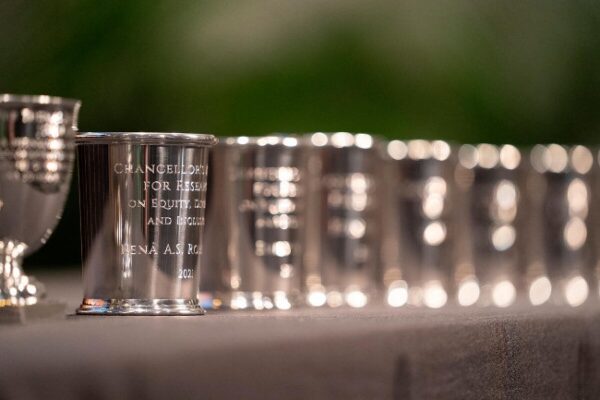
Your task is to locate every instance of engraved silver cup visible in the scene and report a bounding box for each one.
[380,140,455,308]
[303,132,382,308]
[76,132,216,315]
[524,144,595,307]
[454,144,525,307]
[200,136,306,310]
[0,94,80,307]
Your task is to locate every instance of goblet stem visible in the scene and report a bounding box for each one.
[0,241,43,307]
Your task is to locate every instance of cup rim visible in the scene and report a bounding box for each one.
[0,94,81,107]
[220,132,379,149]
[302,132,377,149]
[220,135,307,147]
[76,132,218,146]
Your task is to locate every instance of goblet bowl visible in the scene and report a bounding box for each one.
[0,94,80,307]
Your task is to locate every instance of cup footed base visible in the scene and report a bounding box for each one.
[209,290,299,311]
[76,298,205,316]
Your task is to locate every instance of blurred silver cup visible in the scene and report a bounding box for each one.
[592,150,600,300]
[303,132,382,308]
[454,144,524,308]
[76,132,216,315]
[380,139,455,308]
[201,136,306,310]
[0,94,81,307]
[524,144,594,307]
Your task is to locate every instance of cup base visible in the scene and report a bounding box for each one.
[76,298,205,316]
[225,291,298,311]
[197,291,229,310]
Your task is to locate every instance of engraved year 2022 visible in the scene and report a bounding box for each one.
[178,268,194,279]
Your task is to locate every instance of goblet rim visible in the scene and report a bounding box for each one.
[76,132,218,147]
[0,93,81,108]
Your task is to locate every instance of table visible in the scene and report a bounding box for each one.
[1,269,599,399]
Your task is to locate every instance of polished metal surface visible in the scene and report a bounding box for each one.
[76,132,216,315]
[454,144,525,307]
[77,298,204,315]
[303,132,382,308]
[523,144,595,307]
[593,149,600,304]
[201,136,306,310]
[0,94,80,307]
[380,140,455,308]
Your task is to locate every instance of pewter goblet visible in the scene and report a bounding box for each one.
[0,94,80,307]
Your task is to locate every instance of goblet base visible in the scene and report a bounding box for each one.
[0,272,46,308]
[77,298,205,316]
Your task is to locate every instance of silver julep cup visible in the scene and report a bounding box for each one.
[454,144,525,307]
[524,144,595,307]
[200,136,306,310]
[0,94,81,307]
[381,140,455,308]
[76,132,216,315]
[303,132,382,308]
[592,150,600,300]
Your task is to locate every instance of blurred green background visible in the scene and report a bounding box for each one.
[1,0,598,266]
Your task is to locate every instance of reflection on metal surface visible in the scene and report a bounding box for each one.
[345,286,368,308]
[531,144,594,175]
[567,179,588,216]
[477,143,500,169]
[230,292,249,310]
[491,224,516,251]
[273,290,292,310]
[491,280,516,308]
[457,277,480,307]
[528,276,552,306]
[500,145,521,170]
[78,298,205,315]
[455,144,523,307]
[303,133,381,308]
[0,94,80,307]
[423,221,447,246]
[310,132,328,147]
[563,218,587,250]
[525,144,594,306]
[355,133,374,149]
[564,275,588,307]
[386,280,408,307]
[387,140,408,161]
[307,286,327,307]
[381,140,455,308]
[422,280,448,309]
[201,136,306,309]
[571,146,593,174]
[76,132,215,315]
